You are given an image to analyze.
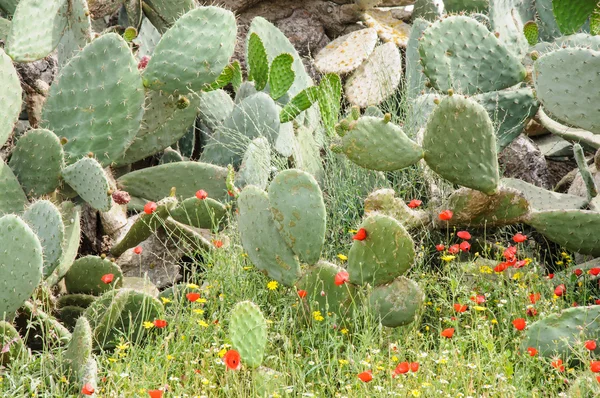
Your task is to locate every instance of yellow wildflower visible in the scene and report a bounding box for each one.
[116,342,129,351]
[337,254,348,262]
[512,272,522,281]
[491,319,498,324]
[60,376,68,383]
[340,328,348,334]
[441,255,456,262]
[143,321,154,329]
[197,320,209,328]
[243,266,253,271]
[473,306,486,311]
[348,229,357,234]
[339,359,349,365]
[187,283,199,289]
[160,297,172,304]
[391,355,398,362]
[218,348,227,358]
[267,280,279,290]
[313,311,324,322]
[193,309,205,315]
[167,354,174,361]
[479,266,493,274]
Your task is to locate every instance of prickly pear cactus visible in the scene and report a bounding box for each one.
[348,213,416,286]
[229,301,267,369]
[314,28,377,75]
[0,47,22,148]
[0,215,43,319]
[61,157,112,212]
[502,178,588,211]
[64,317,93,382]
[169,196,228,230]
[369,277,424,327]
[64,256,123,296]
[0,321,26,365]
[0,159,28,215]
[47,202,81,286]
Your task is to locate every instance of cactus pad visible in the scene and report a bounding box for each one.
[236,137,271,191]
[534,48,600,134]
[22,200,65,278]
[502,178,588,211]
[423,95,499,195]
[47,202,81,286]
[169,197,228,230]
[406,19,430,100]
[198,89,235,130]
[364,189,431,230]
[361,9,411,46]
[419,16,526,94]
[229,301,267,369]
[348,213,415,286]
[0,321,25,365]
[237,186,301,286]
[314,28,377,75]
[42,33,145,166]
[247,33,269,91]
[56,0,92,68]
[64,317,93,382]
[268,169,326,265]
[345,42,401,108]
[269,53,295,100]
[9,129,64,197]
[143,6,237,93]
[0,159,28,215]
[64,256,123,295]
[369,277,424,327]
[552,0,597,34]
[339,116,424,172]
[62,157,112,212]
[0,215,43,319]
[0,48,22,147]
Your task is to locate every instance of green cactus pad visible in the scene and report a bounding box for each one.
[534,48,600,134]
[0,17,9,42]
[340,116,424,172]
[316,73,342,137]
[279,86,319,124]
[134,17,161,59]
[501,178,588,211]
[405,93,439,136]
[144,0,194,27]
[293,125,325,184]
[47,202,81,286]
[574,143,598,202]
[169,196,227,230]
[348,213,416,286]
[0,0,19,15]
[248,17,312,98]
[64,255,123,295]
[489,0,533,57]
[143,6,236,93]
[198,89,235,131]
[345,42,401,108]
[57,306,86,330]
[9,129,64,197]
[0,215,43,319]
[296,261,357,321]
[84,288,163,349]
[22,200,65,278]
[6,0,68,62]
[56,0,92,68]
[268,169,326,265]
[0,321,26,365]
[57,294,97,309]
[42,33,145,166]
[526,210,600,256]
[268,53,295,100]
[0,159,28,215]
[235,82,258,104]
[443,186,530,228]
[523,21,539,45]
[423,96,499,194]
[236,137,271,191]
[363,189,431,230]
[117,91,200,165]
[522,305,600,358]
[314,28,377,75]
[162,217,213,251]
[0,48,22,148]
[160,147,184,164]
[61,157,112,212]
[117,161,229,201]
[444,0,488,12]
[229,301,267,369]
[473,88,540,152]
[238,186,301,286]
[122,276,159,297]
[552,0,597,34]
[419,16,526,94]
[201,92,280,168]
[412,0,444,21]
[64,317,93,382]
[537,107,600,150]
[110,197,178,257]
[275,122,295,158]
[369,277,424,328]
[247,33,269,91]
[406,18,430,101]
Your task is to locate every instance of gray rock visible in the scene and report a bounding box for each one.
[499,135,550,189]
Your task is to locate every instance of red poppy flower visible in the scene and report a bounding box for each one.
[212,240,223,248]
[453,303,468,313]
[438,210,453,221]
[591,361,600,373]
[597,375,600,383]
[526,307,537,317]
[503,246,517,260]
[227,190,235,197]
[144,201,157,214]
[408,199,422,209]
[223,349,241,370]
[551,359,564,372]
[514,260,528,269]
[596,299,600,305]
[353,228,367,241]
[186,293,200,302]
[494,262,510,273]
[459,241,471,252]
[470,295,486,304]
[527,347,538,357]
[394,362,409,375]
[456,231,471,240]
[441,328,455,338]
[448,244,460,254]
[81,383,95,395]
[512,318,526,331]
[573,302,579,307]
[529,293,540,304]
[547,273,554,279]
[101,274,114,284]
[586,340,597,351]
[334,271,349,286]
[357,370,372,382]
[297,290,307,299]
[574,269,583,277]
[153,319,167,328]
[435,244,445,252]
[554,284,566,297]
[195,190,208,200]
[410,362,419,372]
[590,268,600,276]
[133,246,143,255]
[148,390,163,398]
[513,233,527,243]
